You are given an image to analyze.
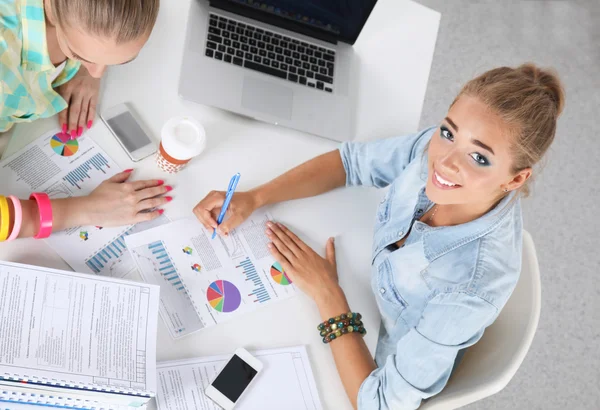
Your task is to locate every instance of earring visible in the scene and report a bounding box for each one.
[503,188,509,192]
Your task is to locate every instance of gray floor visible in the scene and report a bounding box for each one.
[415,0,599,408]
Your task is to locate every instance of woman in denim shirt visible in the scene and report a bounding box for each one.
[194,63,564,409]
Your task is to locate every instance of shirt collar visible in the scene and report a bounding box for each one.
[20,0,55,72]
[417,187,521,261]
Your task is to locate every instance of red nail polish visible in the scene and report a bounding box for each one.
[62,124,67,133]
[165,196,173,202]
[77,126,83,137]
[70,130,76,138]
[158,209,164,215]
[87,120,93,129]
[157,180,165,186]
[165,185,173,192]
[124,168,134,173]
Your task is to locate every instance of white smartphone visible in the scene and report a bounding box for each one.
[100,103,156,162]
[205,348,263,409]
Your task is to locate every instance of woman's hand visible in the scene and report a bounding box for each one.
[78,170,172,227]
[56,67,100,138]
[193,190,259,235]
[266,222,371,410]
[265,221,340,303]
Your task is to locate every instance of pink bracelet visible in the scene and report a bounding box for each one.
[7,196,22,241]
[29,193,53,239]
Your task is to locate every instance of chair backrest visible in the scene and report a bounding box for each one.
[421,230,541,410]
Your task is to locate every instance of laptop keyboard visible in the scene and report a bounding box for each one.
[205,13,335,93]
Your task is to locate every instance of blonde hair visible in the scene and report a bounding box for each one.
[50,0,160,44]
[452,63,565,196]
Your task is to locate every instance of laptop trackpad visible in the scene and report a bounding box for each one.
[241,76,293,120]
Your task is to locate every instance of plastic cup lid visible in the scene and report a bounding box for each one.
[160,116,206,161]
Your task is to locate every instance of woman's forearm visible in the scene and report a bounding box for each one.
[316,288,377,409]
[251,150,346,207]
[14,197,91,238]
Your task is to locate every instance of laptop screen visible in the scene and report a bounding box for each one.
[222,0,377,43]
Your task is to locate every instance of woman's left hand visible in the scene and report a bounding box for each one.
[57,67,101,139]
[266,221,340,302]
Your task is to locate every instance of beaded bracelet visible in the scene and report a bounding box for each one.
[317,312,367,344]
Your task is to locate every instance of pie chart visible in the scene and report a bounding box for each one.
[270,261,292,285]
[50,132,79,157]
[207,280,241,313]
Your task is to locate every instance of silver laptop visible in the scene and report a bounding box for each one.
[179,0,378,141]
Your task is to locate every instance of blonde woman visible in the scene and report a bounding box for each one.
[194,64,564,409]
[1,0,159,137]
[0,0,169,239]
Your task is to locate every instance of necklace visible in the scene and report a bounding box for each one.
[427,205,438,223]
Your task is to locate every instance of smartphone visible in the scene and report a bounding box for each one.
[205,348,263,409]
[101,103,156,162]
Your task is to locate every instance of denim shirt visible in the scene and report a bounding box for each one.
[339,126,523,410]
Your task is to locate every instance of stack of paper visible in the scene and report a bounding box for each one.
[156,346,322,410]
[0,125,170,278]
[0,261,160,409]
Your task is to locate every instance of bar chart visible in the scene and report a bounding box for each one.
[147,241,186,292]
[63,153,111,189]
[129,237,200,337]
[85,228,133,275]
[84,215,169,277]
[237,257,271,303]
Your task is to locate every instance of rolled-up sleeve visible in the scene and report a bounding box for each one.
[338,126,435,188]
[358,292,498,410]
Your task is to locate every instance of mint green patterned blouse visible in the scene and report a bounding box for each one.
[0,0,81,132]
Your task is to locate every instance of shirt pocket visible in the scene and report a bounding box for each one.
[374,258,408,329]
[376,184,395,224]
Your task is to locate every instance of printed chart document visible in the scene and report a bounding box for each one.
[0,126,168,277]
[125,212,297,339]
[156,346,322,410]
[0,261,160,407]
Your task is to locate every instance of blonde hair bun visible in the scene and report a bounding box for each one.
[519,63,565,116]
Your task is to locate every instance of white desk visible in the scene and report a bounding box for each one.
[0,1,439,408]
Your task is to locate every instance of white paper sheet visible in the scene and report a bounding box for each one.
[0,125,168,277]
[0,261,159,400]
[124,212,297,338]
[156,346,322,410]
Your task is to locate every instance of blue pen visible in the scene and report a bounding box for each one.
[212,173,241,239]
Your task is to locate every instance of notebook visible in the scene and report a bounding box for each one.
[0,261,160,408]
[0,388,146,409]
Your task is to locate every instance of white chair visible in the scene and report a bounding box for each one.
[421,230,542,410]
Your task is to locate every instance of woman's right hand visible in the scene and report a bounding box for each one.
[193,190,259,235]
[79,170,172,227]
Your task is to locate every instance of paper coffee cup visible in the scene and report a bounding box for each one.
[156,116,206,173]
